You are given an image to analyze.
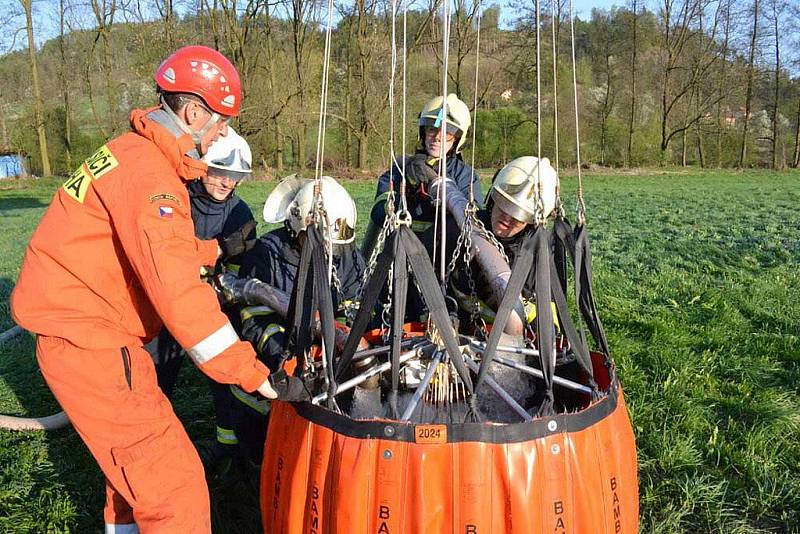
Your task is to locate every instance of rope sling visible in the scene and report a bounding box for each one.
[259,1,640,530]
[271,0,611,422]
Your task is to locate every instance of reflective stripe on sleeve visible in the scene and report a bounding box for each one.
[105,524,139,534]
[230,385,271,415]
[256,323,285,354]
[187,322,239,365]
[216,426,239,445]
[240,305,275,322]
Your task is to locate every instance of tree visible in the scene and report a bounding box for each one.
[285,0,318,169]
[154,0,175,50]
[351,0,381,168]
[20,0,52,176]
[657,0,725,163]
[767,0,783,169]
[450,0,482,97]
[59,0,73,171]
[738,0,759,167]
[713,0,732,167]
[587,9,619,165]
[625,0,639,166]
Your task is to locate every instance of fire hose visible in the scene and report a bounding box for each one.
[0,325,70,431]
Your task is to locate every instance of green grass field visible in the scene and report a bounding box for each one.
[1,169,799,533]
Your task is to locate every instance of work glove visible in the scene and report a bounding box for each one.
[212,273,290,317]
[406,153,439,187]
[427,176,458,205]
[218,219,257,261]
[256,370,311,402]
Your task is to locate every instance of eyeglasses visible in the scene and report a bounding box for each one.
[206,167,243,184]
[194,100,232,126]
[424,126,455,142]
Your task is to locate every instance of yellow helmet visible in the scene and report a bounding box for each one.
[418,93,472,153]
[490,157,558,224]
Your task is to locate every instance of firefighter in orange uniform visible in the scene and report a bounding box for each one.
[10,46,308,534]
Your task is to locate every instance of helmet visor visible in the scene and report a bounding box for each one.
[207,165,250,182]
[420,117,460,136]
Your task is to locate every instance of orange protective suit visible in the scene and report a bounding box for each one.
[11,107,270,533]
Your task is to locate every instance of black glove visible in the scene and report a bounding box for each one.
[406,153,439,187]
[212,272,246,305]
[268,369,311,402]
[218,219,257,261]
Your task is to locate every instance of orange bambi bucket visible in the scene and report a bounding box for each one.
[259,352,639,534]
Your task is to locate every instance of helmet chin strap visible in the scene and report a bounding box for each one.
[159,95,220,154]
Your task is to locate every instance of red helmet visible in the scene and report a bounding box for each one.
[154,45,242,116]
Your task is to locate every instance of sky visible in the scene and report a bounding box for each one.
[575,0,627,17]
[0,0,631,54]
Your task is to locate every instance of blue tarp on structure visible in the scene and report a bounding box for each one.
[0,154,23,178]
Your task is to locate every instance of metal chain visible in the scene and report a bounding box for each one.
[356,189,396,307]
[381,263,394,341]
[330,262,358,323]
[460,219,485,334]
[472,216,510,265]
[443,201,490,335]
[445,207,474,282]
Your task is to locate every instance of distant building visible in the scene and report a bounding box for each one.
[723,107,753,127]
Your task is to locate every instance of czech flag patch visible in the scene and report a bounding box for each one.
[159,206,174,218]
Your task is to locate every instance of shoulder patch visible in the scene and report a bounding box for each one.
[84,144,119,180]
[149,193,182,206]
[63,166,92,203]
[62,144,119,204]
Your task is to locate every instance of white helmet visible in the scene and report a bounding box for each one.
[418,93,472,153]
[263,175,357,244]
[490,156,558,224]
[202,127,252,181]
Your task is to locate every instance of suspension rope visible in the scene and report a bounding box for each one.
[401,0,408,209]
[469,1,482,205]
[551,0,560,172]
[389,0,398,206]
[389,0,410,215]
[313,0,335,183]
[307,0,336,383]
[568,0,586,224]
[551,0,565,217]
[437,0,453,283]
[535,0,544,225]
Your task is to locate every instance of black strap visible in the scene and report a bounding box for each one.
[286,225,315,357]
[532,227,556,416]
[553,217,570,296]
[334,231,398,381]
[475,228,536,392]
[476,225,598,415]
[553,215,577,262]
[389,236,408,417]
[399,226,473,392]
[554,215,608,360]
[574,224,611,359]
[307,226,338,405]
[547,250,598,393]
